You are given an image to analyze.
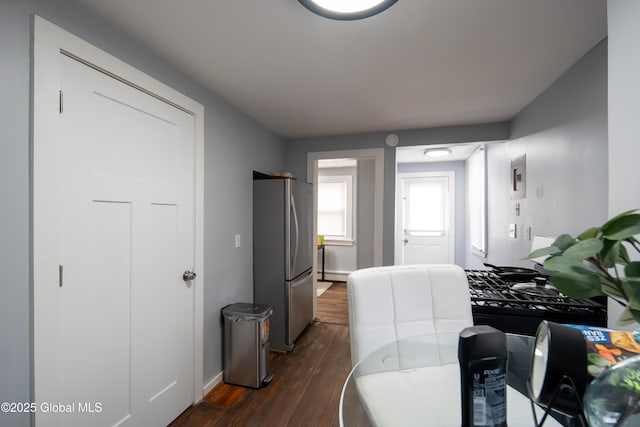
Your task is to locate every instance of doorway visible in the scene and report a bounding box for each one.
[307,149,384,317]
[394,142,489,267]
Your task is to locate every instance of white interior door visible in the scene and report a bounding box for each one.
[398,172,455,265]
[50,53,196,427]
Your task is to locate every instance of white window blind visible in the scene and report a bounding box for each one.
[317,175,353,240]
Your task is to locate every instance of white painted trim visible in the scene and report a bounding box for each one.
[202,372,224,398]
[466,146,487,257]
[395,171,456,265]
[31,15,205,417]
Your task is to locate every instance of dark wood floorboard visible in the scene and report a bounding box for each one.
[316,282,349,326]
[170,282,352,427]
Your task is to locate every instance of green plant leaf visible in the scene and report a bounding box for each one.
[543,256,595,275]
[602,214,640,240]
[622,280,635,301]
[550,271,602,298]
[616,306,640,327]
[625,279,640,310]
[578,227,601,240]
[601,240,621,268]
[562,238,604,261]
[627,292,640,311]
[526,246,560,260]
[618,243,631,265]
[626,262,640,283]
[604,209,639,227]
[601,279,625,300]
[628,237,640,254]
[552,234,575,251]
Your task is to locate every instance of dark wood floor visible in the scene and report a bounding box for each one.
[170,282,351,427]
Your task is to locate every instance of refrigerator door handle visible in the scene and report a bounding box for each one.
[290,193,300,275]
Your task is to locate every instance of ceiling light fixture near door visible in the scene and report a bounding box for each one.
[424,148,452,158]
[298,0,398,20]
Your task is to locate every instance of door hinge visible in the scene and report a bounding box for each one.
[59,264,63,287]
[59,90,63,114]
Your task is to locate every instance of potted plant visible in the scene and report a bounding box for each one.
[526,209,640,325]
[527,210,640,425]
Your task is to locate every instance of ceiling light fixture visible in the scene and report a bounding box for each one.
[424,148,452,157]
[298,0,398,21]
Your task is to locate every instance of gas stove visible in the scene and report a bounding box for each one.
[465,269,607,336]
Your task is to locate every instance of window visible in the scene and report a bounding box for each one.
[317,175,353,242]
[404,177,449,236]
[467,147,487,256]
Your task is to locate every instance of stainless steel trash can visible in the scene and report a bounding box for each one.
[222,303,273,388]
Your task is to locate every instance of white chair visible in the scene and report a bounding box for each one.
[347,264,474,367]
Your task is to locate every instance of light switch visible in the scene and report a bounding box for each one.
[509,224,517,239]
[235,234,241,248]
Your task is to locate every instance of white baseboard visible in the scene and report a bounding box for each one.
[323,272,349,282]
[202,372,224,399]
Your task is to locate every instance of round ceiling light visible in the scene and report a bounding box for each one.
[298,0,398,20]
[424,148,452,157]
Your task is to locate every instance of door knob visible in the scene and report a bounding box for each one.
[183,270,197,282]
[403,239,409,243]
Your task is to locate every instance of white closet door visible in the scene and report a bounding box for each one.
[52,53,196,427]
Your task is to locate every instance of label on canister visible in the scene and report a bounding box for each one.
[459,325,507,427]
[260,319,270,344]
[471,361,506,426]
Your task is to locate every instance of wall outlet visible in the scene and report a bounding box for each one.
[235,234,241,248]
[525,226,532,241]
[509,224,517,239]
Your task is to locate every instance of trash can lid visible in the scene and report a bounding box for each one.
[222,303,273,320]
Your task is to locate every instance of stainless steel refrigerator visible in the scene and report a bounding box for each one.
[253,175,314,351]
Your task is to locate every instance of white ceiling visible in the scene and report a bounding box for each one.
[70,0,607,139]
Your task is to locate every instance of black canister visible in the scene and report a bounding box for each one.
[458,325,508,427]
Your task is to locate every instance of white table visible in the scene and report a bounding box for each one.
[339,333,566,426]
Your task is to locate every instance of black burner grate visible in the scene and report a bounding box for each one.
[465,269,606,314]
[465,269,607,335]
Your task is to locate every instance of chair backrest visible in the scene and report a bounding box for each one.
[347,264,473,367]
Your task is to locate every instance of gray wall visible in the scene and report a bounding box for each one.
[357,159,376,269]
[475,40,608,268]
[396,161,467,266]
[607,0,640,325]
[0,1,285,425]
[285,123,510,265]
[608,1,640,219]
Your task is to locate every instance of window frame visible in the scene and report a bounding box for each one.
[467,146,487,257]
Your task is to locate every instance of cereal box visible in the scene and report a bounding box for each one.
[565,324,640,378]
